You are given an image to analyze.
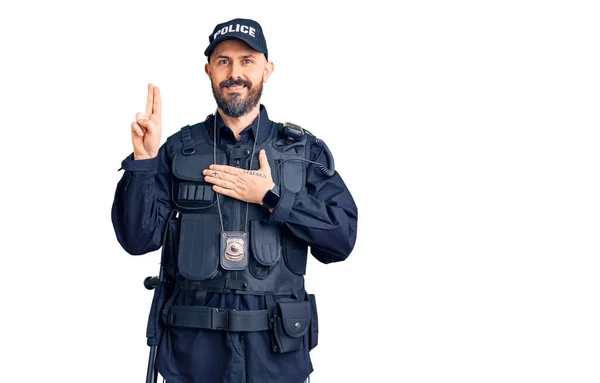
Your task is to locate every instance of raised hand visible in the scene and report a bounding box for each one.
[131,83,162,160]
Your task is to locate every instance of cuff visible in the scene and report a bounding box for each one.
[118,153,159,172]
[267,187,295,225]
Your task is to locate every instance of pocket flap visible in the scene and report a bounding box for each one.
[250,219,281,267]
[281,160,304,192]
[172,152,213,181]
[279,301,311,338]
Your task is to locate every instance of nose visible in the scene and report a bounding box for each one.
[228,61,244,81]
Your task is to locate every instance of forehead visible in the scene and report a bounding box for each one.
[211,39,261,58]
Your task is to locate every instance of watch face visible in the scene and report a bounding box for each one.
[262,189,280,208]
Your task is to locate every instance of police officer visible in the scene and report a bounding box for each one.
[112,18,358,383]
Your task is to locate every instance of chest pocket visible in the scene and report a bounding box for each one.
[171,152,217,210]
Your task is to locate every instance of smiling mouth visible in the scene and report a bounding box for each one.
[225,85,247,92]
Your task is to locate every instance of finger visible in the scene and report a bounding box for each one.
[146,120,155,134]
[258,149,270,171]
[202,169,237,182]
[131,121,144,137]
[136,117,148,128]
[153,86,161,115]
[136,112,145,121]
[136,117,154,133]
[212,185,238,198]
[145,83,154,117]
[204,176,236,190]
[208,164,241,174]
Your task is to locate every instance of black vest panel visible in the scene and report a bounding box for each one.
[162,120,311,294]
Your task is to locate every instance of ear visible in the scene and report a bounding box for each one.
[205,63,211,78]
[262,61,275,83]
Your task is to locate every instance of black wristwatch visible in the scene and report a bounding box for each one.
[261,185,280,210]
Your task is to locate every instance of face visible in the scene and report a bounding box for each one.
[205,39,274,118]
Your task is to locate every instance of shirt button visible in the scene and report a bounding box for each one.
[244,149,250,155]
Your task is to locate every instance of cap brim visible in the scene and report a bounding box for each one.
[204,36,266,59]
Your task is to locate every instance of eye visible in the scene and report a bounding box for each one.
[243,59,253,64]
[218,59,229,65]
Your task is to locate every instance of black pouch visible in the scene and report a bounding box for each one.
[249,219,281,279]
[272,300,311,353]
[171,152,217,210]
[177,213,220,280]
[282,234,308,275]
[308,294,319,350]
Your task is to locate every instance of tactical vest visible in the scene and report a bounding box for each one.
[162,119,311,295]
[146,118,320,356]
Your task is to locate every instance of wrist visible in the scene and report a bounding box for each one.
[261,184,280,210]
[133,154,153,161]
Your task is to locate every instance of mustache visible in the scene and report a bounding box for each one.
[219,78,252,89]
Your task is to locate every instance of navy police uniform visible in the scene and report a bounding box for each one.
[111,106,358,382]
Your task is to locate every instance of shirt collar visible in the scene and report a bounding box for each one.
[213,104,271,144]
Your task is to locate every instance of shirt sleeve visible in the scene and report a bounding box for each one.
[111,145,173,255]
[267,137,358,264]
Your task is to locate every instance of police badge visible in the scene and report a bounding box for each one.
[220,231,249,270]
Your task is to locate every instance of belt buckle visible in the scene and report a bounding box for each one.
[212,308,229,331]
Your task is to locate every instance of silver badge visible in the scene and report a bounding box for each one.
[225,237,245,262]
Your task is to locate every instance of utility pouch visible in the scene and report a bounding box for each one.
[249,219,281,279]
[171,152,217,210]
[177,213,220,280]
[308,294,319,350]
[272,300,311,353]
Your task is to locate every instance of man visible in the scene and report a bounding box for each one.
[112,18,358,383]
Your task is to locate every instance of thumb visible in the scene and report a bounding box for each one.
[146,120,155,134]
[258,149,270,171]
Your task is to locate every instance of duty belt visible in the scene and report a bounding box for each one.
[165,305,270,332]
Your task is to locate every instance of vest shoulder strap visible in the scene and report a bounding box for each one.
[180,125,195,155]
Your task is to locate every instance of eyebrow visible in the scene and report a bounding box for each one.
[214,54,256,60]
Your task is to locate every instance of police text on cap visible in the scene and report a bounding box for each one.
[214,24,256,40]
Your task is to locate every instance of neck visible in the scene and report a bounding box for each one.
[218,104,261,140]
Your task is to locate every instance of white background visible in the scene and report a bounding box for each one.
[1,0,599,382]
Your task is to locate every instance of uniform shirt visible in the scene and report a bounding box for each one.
[111,105,358,383]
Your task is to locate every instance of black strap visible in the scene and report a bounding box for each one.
[180,125,195,155]
[166,305,269,332]
[194,290,207,306]
[160,284,180,325]
[265,294,275,326]
[184,279,295,296]
[264,293,279,352]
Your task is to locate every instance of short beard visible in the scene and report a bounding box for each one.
[211,77,263,118]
